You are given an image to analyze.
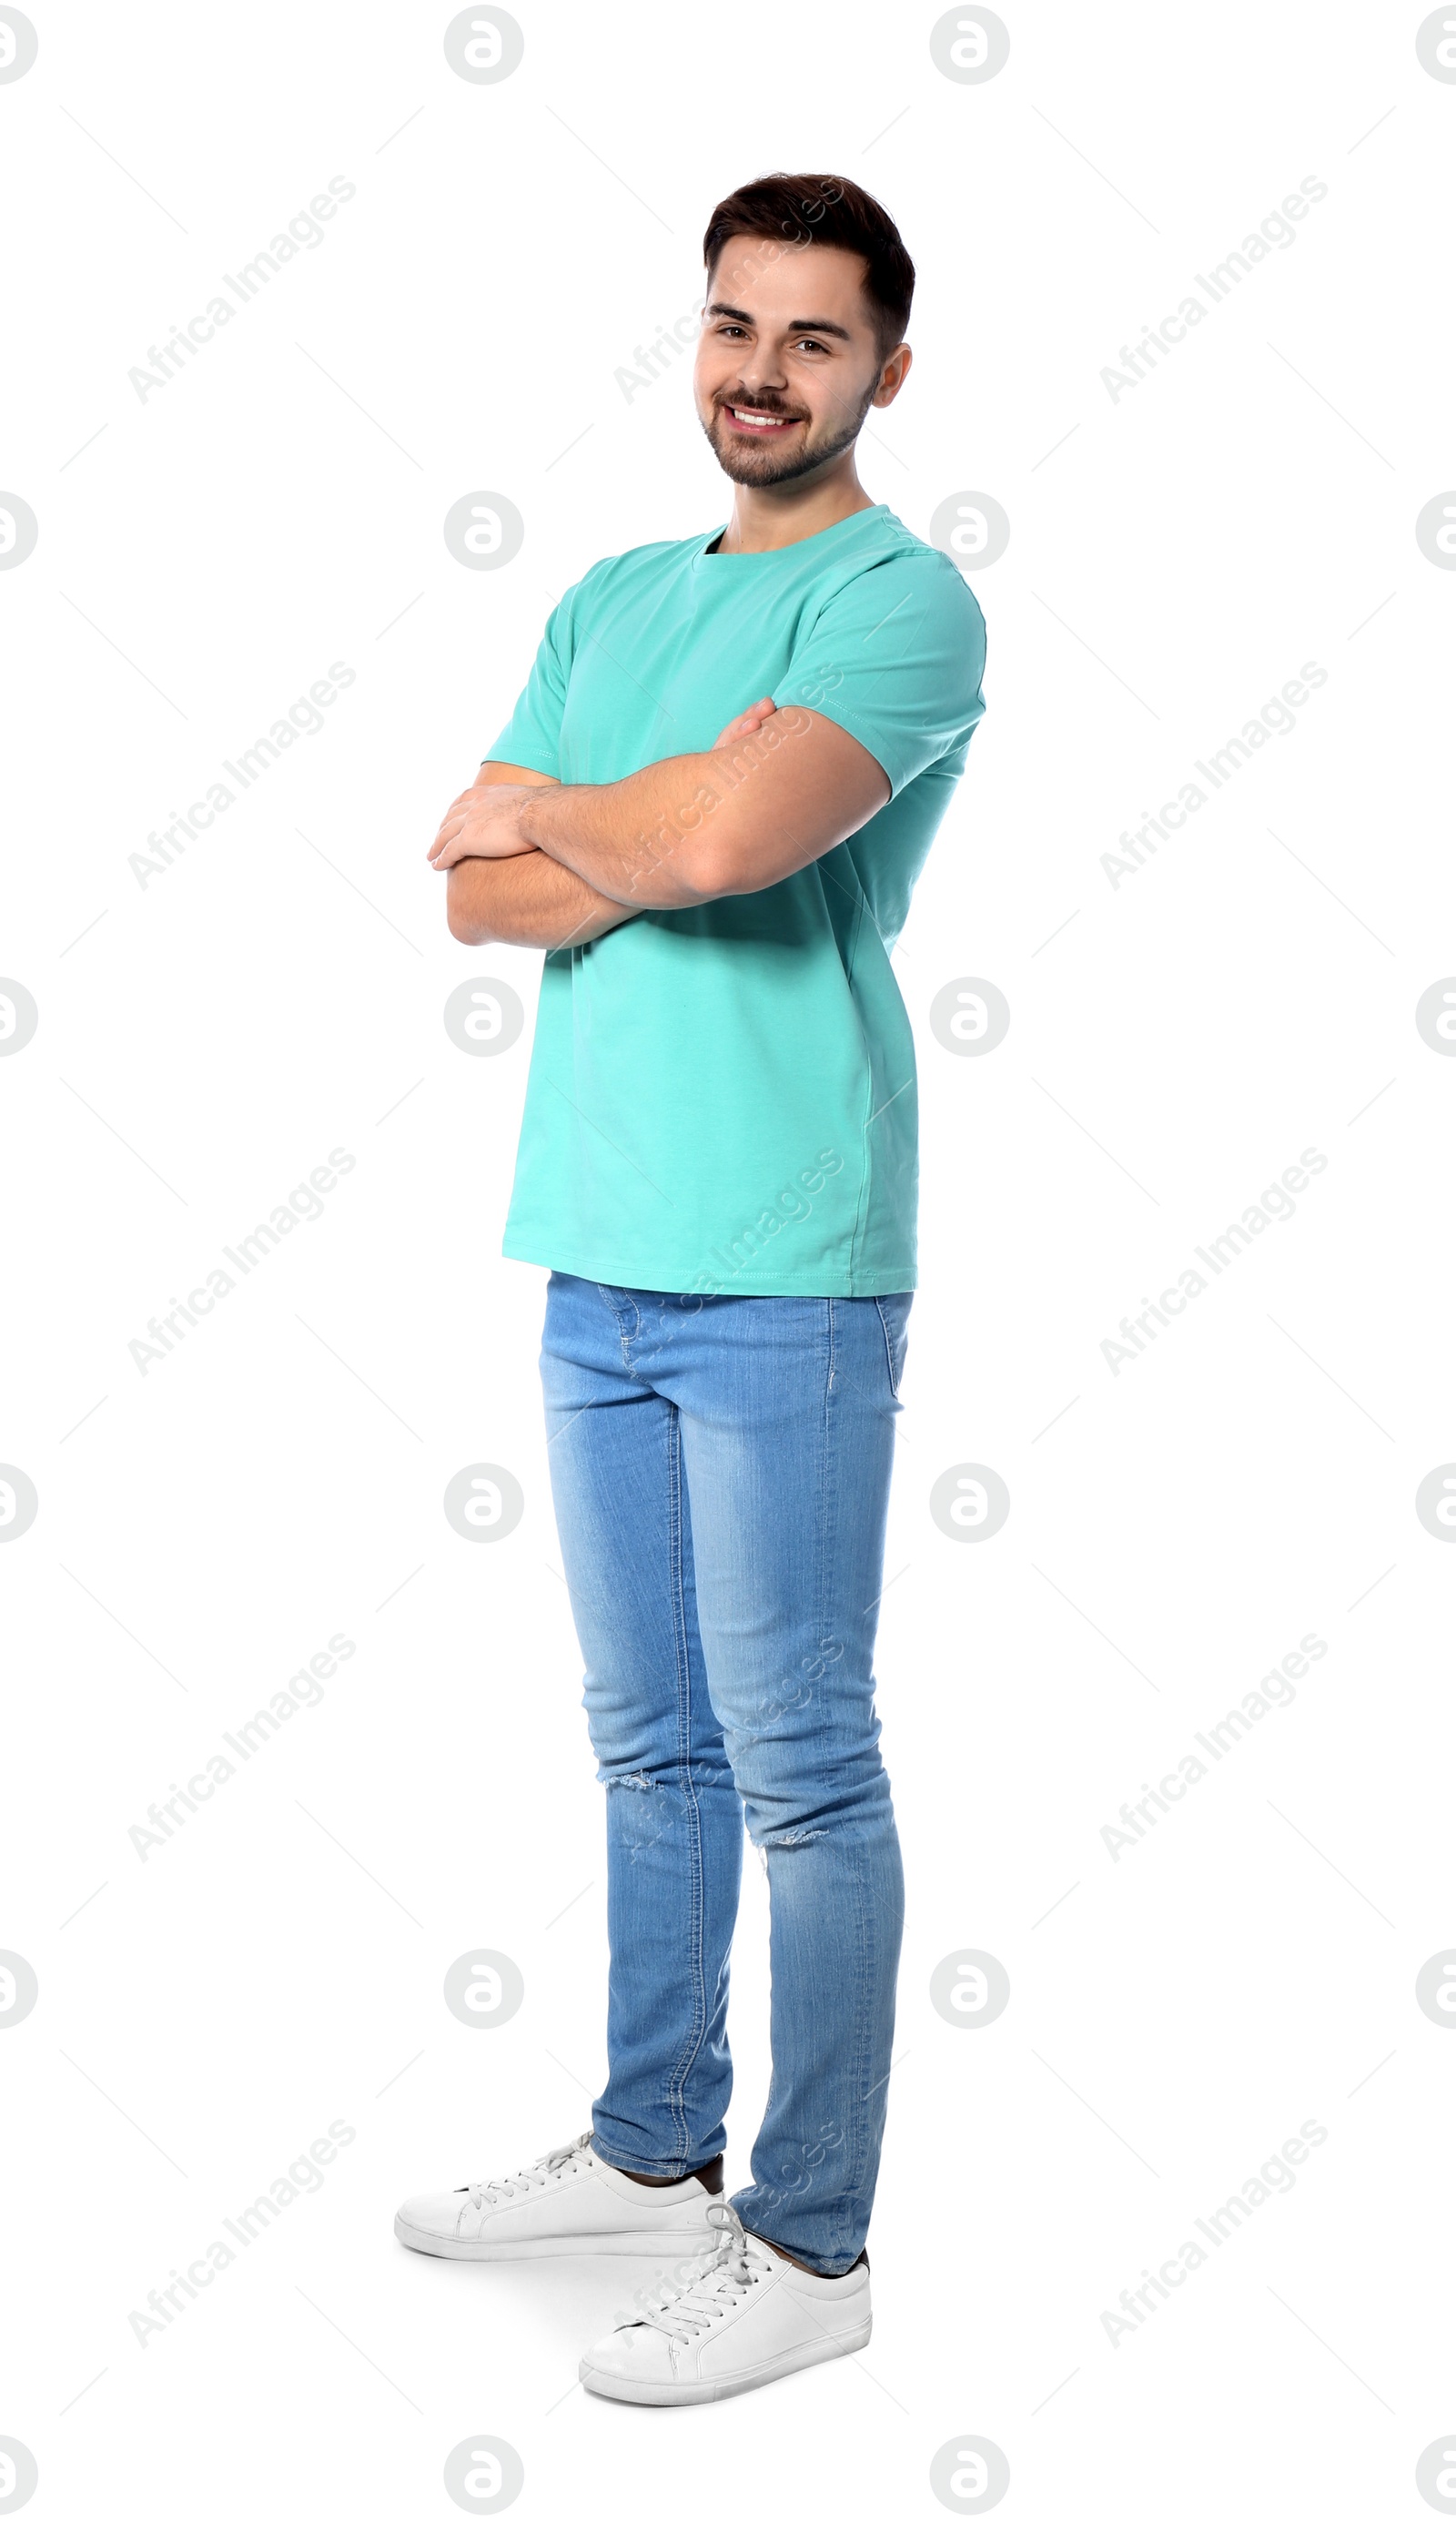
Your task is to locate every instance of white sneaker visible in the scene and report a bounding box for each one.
[579,2203,872,2404]
[394,2132,719,2261]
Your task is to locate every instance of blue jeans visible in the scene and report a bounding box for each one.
[540,1272,909,2275]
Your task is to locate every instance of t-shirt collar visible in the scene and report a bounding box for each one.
[694,503,891,566]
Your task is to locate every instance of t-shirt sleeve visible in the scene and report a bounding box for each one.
[773,550,987,798]
[481,588,577,776]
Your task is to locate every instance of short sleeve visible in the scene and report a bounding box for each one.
[481,589,577,776]
[773,552,986,798]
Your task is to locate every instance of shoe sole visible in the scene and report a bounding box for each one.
[578,2317,872,2405]
[393,2213,713,2262]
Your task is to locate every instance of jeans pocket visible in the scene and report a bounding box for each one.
[875,1293,914,1398]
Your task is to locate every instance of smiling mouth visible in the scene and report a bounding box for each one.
[720,404,803,433]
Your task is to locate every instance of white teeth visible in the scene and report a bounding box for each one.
[729,408,793,427]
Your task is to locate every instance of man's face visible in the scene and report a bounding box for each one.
[693,236,907,487]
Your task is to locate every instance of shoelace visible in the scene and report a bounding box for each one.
[635,2203,770,2340]
[465,2132,592,2210]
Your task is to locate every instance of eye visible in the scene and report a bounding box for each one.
[793,337,830,354]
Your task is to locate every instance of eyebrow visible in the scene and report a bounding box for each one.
[704,301,854,341]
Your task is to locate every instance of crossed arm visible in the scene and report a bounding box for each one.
[442,766,630,951]
[436,698,890,950]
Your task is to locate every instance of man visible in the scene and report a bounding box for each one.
[397,172,986,2406]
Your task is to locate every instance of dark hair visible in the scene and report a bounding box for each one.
[702,173,915,359]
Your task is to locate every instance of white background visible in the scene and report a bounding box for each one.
[4,2,1455,2514]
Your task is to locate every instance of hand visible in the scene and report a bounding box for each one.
[427,784,537,869]
[711,695,777,749]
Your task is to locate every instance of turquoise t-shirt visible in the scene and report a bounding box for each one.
[485,503,986,1296]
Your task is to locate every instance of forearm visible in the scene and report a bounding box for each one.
[446,853,636,949]
[433,709,886,910]
[520,715,814,908]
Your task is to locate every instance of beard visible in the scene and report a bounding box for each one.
[701,377,879,487]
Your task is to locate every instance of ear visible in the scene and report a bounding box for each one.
[873,342,913,408]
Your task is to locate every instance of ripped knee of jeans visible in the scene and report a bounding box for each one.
[604,1767,672,1860]
[758,1825,827,1848]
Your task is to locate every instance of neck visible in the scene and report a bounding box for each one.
[716,452,875,555]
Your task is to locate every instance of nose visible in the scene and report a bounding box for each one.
[730,349,790,400]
